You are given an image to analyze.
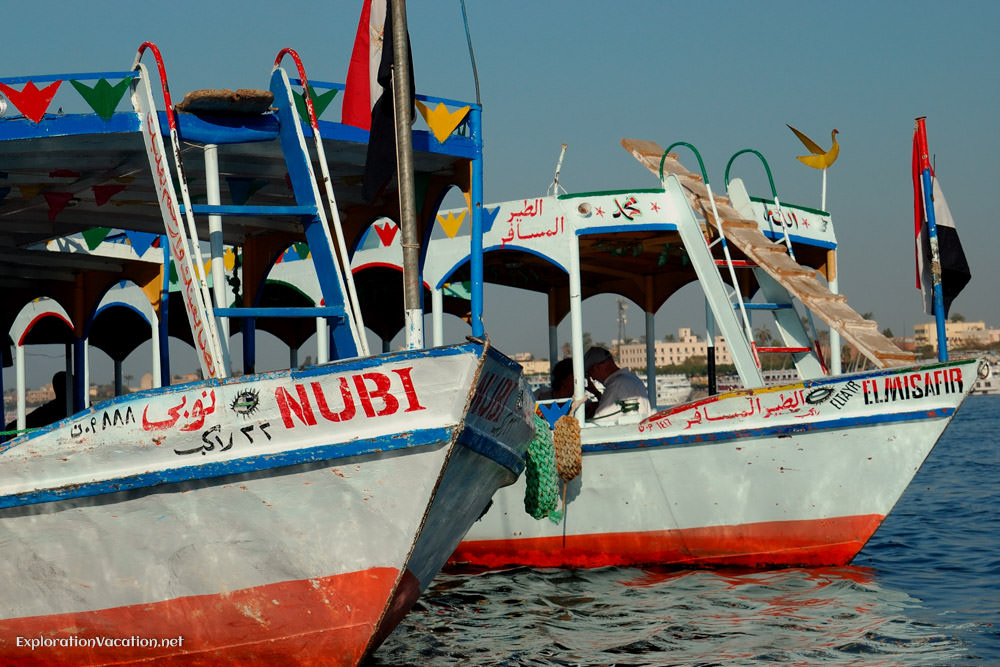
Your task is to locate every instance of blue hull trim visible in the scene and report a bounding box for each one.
[585,407,956,453]
[457,426,526,477]
[0,426,456,510]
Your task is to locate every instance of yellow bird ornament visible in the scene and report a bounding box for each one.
[787,124,839,169]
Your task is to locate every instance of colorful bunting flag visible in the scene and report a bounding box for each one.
[70,78,131,120]
[81,227,111,250]
[93,184,127,206]
[17,185,42,201]
[125,231,158,258]
[293,85,338,124]
[43,192,73,221]
[415,100,470,143]
[0,80,62,123]
[373,221,398,246]
[483,205,500,234]
[436,210,465,238]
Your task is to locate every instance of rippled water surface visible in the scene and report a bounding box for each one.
[370,395,999,666]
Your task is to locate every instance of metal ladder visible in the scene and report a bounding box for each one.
[725,176,826,379]
[664,173,764,387]
[130,44,364,379]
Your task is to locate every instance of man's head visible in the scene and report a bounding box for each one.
[550,357,574,399]
[584,346,617,383]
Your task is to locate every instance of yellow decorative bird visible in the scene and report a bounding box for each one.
[787,124,839,169]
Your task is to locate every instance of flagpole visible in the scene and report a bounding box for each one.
[390,0,423,349]
[914,116,948,361]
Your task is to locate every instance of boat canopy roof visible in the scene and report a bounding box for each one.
[0,59,480,352]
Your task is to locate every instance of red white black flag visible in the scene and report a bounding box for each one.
[912,128,970,318]
[343,0,415,203]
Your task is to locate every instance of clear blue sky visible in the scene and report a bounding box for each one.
[3,1,998,385]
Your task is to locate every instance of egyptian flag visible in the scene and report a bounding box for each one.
[342,0,386,130]
[912,128,971,318]
[343,0,415,202]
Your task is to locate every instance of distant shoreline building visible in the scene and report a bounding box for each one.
[617,328,732,369]
[913,320,1000,353]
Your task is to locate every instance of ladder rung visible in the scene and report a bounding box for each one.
[180,204,319,217]
[738,302,794,310]
[215,306,347,319]
[715,259,756,268]
[757,346,811,354]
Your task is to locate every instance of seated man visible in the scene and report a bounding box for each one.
[583,346,651,422]
[534,357,574,401]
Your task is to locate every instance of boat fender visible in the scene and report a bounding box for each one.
[524,414,562,523]
[553,414,582,482]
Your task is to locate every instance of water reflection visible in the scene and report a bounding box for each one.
[370,566,968,666]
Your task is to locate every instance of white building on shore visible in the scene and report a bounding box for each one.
[617,328,732,369]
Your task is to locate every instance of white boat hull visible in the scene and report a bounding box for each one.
[452,359,979,570]
[0,342,535,666]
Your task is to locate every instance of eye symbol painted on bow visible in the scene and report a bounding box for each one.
[231,389,260,418]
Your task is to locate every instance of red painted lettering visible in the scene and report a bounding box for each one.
[275,385,317,428]
[392,367,427,412]
[353,373,399,418]
[949,367,963,393]
[312,378,356,422]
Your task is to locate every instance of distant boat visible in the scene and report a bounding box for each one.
[971,354,999,395]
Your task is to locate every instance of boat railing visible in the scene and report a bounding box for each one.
[725,147,826,370]
[0,70,138,123]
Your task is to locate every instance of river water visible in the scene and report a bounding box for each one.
[370,395,1000,665]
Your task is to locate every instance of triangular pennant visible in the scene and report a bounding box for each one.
[415,100,470,143]
[43,192,73,221]
[373,221,398,247]
[81,227,111,250]
[436,210,465,238]
[483,205,500,234]
[125,230,158,257]
[70,78,131,120]
[17,185,42,201]
[92,184,127,206]
[225,177,267,205]
[293,242,310,260]
[0,80,62,123]
[537,400,572,429]
[293,85,339,123]
[441,280,472,300]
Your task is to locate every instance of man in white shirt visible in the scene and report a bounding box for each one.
[583,346,651,423]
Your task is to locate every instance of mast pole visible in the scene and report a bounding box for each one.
[390,0,423,349]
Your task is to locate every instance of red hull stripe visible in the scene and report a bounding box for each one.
[449,514,885,570]
[0,567,408,666]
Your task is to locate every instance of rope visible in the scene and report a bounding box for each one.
[523,414,562,522]
[552,414,581,481]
